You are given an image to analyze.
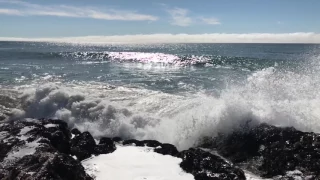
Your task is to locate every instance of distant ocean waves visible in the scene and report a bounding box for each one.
[2,50,276,69]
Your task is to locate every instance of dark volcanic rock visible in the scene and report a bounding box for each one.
[71,128,81,136]
[99,137,114,145]
[95,137,116,155]
[70,132,96,161]
[141,140,162,147]
[0,119,93,180]
[47,130,70,154]
[122,139,163,147]
[1,151,92,180]
[273,170,318,180]
[122,139,145,146]
[154,143,179,156]
[201,122,320,178]
[122,139,178,156]
[112,137,122,142]
[178,148,246,180]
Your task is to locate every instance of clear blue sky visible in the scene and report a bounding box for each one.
[0,0,319,37]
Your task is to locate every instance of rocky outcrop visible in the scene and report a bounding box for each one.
[70,132,97,161]
[6,118,320,180]
[0,119,92,180]
[200,122,320,179]
[1,150,92,180]
[122,139,179,156]
[178,148,246,180]
[95,137,116,155]
[0,119,113,179]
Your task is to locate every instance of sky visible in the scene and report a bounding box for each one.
[0,0,320,43]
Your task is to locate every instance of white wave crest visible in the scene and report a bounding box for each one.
[3,57,320,150]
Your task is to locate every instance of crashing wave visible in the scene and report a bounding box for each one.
[0,60,319,151]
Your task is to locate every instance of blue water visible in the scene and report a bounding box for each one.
[0,41,320,151]
[1,42,319,93]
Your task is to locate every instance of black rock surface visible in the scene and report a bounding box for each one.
[4,118,319,180]
[0,119,92,180]
[200,122,320,178]
[95,137,116,155]
[70,132,96,161]
[178,148,246,180]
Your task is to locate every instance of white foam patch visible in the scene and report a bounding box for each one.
[5,139,40,161]
[0,131,9,140]
[44,124,58,128]
[19,126,35,135]
[244,171,271,180]
[2,125,39,162]
[82,145,194,180]
[18,126,35,141]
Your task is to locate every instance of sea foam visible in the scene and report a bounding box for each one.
[2,55,320,150]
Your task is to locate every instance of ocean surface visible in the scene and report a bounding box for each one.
[0,41,320,150]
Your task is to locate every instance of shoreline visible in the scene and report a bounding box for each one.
[1,118,319,179]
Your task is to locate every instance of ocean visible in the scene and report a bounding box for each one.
[0,41,320,150]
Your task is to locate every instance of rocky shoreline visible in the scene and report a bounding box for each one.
[1,119,320,180]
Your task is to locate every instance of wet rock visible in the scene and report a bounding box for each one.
[48,130,70,154]
[112,137,122,142]
[122,139,144,146]
[123,139,163,148]
[0,137,24,162]
[1,151,92,180]
[178,148,246,180]
[70,132,96,161]
[71,128,81,136]
[0,119,93,180]
[201,122,320,178]
[94,137,116,155]
[141,140,162,147]
[99,137,114,145]
[154,143,179,156]
[122,139,178,156]
[273,170,317,180]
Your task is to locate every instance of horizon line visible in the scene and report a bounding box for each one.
[1,32,320,44]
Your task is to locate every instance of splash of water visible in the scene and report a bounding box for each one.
[1,54,319,150]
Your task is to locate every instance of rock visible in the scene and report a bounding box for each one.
[141,140,162,147]
[112,137,122,142]
[154,143,179,156]
[122,139,178,156]
[70,132,96,161]
[122,139,163,148]
[27,120,71,154]
[99,137,114,145]
[0,136,23,162]
[48,130,70,154]
[122,139,144,146]
[178,148,246,180]
[1,151,92,180]
[94,137,116,155]
[200,122,320,178]
[71,128,81,136]
[273,170,317,180]
[0,119,93,180]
